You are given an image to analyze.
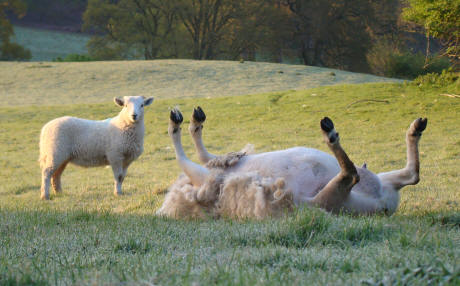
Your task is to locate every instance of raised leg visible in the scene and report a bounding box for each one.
[309,117,360,213]
[51,161,68,193]
[378,118,427,190]
[169,108,209,186]
[188,107,216,164]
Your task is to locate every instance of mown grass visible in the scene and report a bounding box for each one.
[0,60,400,107]
[0,82,459,285]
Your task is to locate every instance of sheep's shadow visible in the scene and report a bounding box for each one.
[13,185,40,195]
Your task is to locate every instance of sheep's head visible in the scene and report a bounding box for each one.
[114,96,154,124]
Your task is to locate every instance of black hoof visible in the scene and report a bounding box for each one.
[170,108,183,124]
[320,117,334,133]
[193,106,206,123]
[415,118,428,133]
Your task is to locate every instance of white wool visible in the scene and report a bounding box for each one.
[39,114,144,169]
[160,108,426,219]
[157,153,294,220]
[39,96,153,199]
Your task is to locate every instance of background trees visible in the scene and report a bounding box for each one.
[176,0,242,60]
[282,0,375,71]
[81,0,456,74]
[83,0,291,61]
[83,0,179,60]
[5,0,456,76]
[403,0,459,67]
[0,0,30,60]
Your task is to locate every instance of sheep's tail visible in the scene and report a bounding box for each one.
[38,153,46,169]
[205,152,246,169]
[38,127,47,169]
[205,144,256,170]
[240,143,255,155]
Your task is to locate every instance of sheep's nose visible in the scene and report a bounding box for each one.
[132,114,138,120]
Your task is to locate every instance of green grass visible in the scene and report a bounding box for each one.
[11,26,90,61]
[0,82,459,285]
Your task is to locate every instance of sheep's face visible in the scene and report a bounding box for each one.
[114,96,154,124]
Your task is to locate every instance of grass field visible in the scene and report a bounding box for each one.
[0,61,459,285]
[11,26,90,62]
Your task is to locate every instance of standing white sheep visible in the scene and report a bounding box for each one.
[39,96,154,200]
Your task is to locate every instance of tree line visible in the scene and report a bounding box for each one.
[1,0,458,75]
[82,0,401,72]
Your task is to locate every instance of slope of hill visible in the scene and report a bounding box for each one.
[0,60,401,106]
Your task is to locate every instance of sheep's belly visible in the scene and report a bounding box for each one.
[71,155,109,167]
[231,147,340,203]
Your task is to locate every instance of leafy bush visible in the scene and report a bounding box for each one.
[367,37,451,79]
[53,54,94,62]
[412,69,459,88]
[367,36,403,77]
[0,42,31,61]
[388,53,450,79]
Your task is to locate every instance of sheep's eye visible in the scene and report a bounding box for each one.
[141,104,144,107]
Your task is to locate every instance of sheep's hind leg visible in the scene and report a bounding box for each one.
[40,167,54,200]
[169,108,209,186]
[51,160,69,194]
[188,106,216,164]
[378,118,427,190]
[40,154,67,199]
[309,117,359,213]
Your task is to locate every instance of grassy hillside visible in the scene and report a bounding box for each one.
[11,26,89,61]
[0,80,459,285]
[0,60,401,107]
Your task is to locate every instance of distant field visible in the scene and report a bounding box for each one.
[11,26,90,61]
[0,77,459,284]
[0,60,401,106]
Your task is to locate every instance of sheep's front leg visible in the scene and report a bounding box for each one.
[188,107,216,164]
[309,117,359,213]
[169,109,209,186]
[111,161,126,196]
[51,161,69,194]
[378,118,427,190]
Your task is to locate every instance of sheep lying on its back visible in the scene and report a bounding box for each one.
[39,96,154,200]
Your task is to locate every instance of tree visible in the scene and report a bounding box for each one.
[176,0,246,60]
[83,0,178,60]
[403,0,459,67]
[282,0,374,71]
[219,0,293,61]
[0,0,31,60]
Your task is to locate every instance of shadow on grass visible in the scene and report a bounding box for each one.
[427,212,460,228]
[0,272,48,286]
[361,260,460,286]
[230,209,392,249]
[114,238,153,254]
[13,185,40,195]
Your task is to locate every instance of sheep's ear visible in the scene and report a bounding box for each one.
[114,97,124,107]
[144,97,154,106]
